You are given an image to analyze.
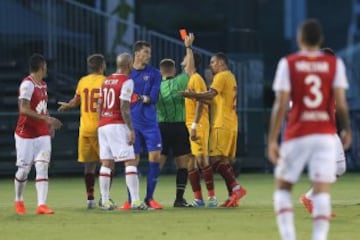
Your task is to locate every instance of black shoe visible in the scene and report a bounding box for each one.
[173,198,193,208]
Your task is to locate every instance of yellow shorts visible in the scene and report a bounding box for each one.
[187,123,209,156]
[78,135,100,163]
[209,128,237,158]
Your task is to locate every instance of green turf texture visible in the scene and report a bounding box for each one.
[0,173,359,240]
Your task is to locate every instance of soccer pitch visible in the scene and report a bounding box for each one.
[0,173,359,240]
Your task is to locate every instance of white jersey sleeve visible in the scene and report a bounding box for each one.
[333,58,349,89]
[120,79,134,101]
[18,81,34,101]
[273,58,291,92]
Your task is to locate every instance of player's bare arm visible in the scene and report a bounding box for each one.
[121,99,135,145]
[180,88,217,100]
[57,95,81,112]
[267,91,289,164]
[190,101,204,141]
[198,98,212,105]
[46,110,56,138]
[334,87,352,150]
[184,33,195,76]
[96,98,102,121]
[19,98,44,120]
[19,98,62,130]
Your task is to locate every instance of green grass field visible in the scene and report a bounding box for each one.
[0,173,359,240]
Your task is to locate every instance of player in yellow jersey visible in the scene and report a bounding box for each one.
[183,34,217,207]
[181,52,247,208]
[57,54,107,209]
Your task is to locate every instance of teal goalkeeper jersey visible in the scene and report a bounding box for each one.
[157,73,189,122]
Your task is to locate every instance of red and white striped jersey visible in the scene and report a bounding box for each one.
[273,51,348,141]
[15,76,50,138]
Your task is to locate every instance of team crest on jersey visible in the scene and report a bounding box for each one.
[36,100,47,114]
[143,75,149,81]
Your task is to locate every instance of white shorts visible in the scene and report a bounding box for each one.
[275,134,337,184]
[98,124,135,162]
[335,134,346,176]
[15,134,51,167]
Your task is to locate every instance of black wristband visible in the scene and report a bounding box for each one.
[186,46,192,49]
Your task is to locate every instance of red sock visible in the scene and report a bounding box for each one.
[202,165,215,197]
[188,169,203,200]
[85,173,95,200]
[212,161,238,195]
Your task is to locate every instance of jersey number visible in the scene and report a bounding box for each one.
[83,88,99,113]
[102,88,115,109]
[303,74,323,108]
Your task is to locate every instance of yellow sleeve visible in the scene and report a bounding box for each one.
[193,74,207,93]
[186,76,193,90]
[210,74,225,94]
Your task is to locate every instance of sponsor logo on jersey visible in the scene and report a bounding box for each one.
[36,100,47,114]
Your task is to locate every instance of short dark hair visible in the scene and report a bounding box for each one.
[133,41,151,53]
[159,58,175,70]
[214,52,228,65]
[87,54,105,73]
[299,19,323,46]
[29,53,46,73]
[193,52,202,70]
[321,47,335,56]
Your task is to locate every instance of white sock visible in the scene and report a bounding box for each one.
[99,166,112,204]
[274,190,296,240]
[312,193,331,240]
[126,166,139,202]
[15,179,27,201]
[35,162,49,206]
[14,167,29,201]
[305,188,314,200]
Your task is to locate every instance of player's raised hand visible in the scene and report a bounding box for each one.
[128,130,135,145]
[340,129,352,150]
[267,141,280,165]
[184,33,195,47]
[57,101,71,112]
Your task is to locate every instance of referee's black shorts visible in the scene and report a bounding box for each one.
[159,122,191,157]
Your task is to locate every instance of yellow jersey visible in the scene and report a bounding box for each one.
[75,73,105,136]
[185,73,209,126]
[210,70,238,130]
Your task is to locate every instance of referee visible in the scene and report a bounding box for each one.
[157,58,192,207]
